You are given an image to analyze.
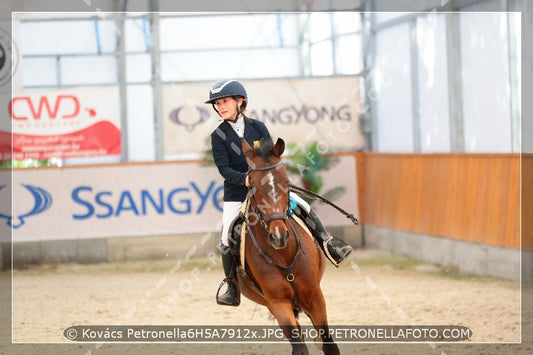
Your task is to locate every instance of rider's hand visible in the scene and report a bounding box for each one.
[245,175,250,187]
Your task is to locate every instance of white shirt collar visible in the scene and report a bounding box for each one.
[228,117,245,138]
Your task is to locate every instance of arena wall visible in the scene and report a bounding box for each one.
[3,152,528,281]
[354,152,528,281]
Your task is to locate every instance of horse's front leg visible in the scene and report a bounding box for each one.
[317,324,339,355]
[267,301,308,355]
[300,289,340,355]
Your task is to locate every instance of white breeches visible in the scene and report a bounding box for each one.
[221,201,243,247]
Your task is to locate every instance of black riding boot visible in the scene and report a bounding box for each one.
[216,250,240,306]
[307,209,354,267]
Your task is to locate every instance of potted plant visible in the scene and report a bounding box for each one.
[285,141,345,205]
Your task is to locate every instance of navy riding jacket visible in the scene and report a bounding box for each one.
[211,116,271,202]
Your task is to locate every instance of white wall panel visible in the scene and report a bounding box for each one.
[417,14,450,152]
[460,12,512,152]
[60,56,117,85]
[21,57,58,87]
[335,34,363,75]
[20,20,97,55]
[126,54,152,83]
[374,23,413,152]
[127,84,155,162]
[161,48,300,81]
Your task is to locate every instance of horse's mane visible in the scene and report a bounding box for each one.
[253,139,275,162]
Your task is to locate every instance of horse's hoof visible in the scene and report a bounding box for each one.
[323,342,340,355]
[291,344,309,355]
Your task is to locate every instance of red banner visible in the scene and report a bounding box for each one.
[1,86,121,161]
[0,130,10,162]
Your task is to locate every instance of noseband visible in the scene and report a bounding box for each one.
[247,160,289,232]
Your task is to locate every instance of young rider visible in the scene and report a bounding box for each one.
[206,79,353,306]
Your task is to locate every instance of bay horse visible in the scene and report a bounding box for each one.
[235,137,339,355]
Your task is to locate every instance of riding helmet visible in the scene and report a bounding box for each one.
[205,79,248,109]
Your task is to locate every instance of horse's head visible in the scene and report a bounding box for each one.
[243,137,290,249]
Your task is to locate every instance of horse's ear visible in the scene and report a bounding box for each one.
[272,138,285,157]
[241,138,254,158]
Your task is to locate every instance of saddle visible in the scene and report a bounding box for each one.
[227,213,246,266]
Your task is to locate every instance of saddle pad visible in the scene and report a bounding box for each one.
[291,214,313,241]
[239,218,246,272]
[238,198,250,273]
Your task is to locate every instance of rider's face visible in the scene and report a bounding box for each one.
[214,97,242,120]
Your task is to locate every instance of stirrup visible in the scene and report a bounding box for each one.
[323,236,353,267]
[216,277,240,306]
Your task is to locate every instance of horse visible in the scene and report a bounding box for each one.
[234,137,340,355]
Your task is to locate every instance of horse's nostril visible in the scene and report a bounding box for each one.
[269,228,290,249]
[269,233,282,249]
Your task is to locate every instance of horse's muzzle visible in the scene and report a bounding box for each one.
[269,226,290,249]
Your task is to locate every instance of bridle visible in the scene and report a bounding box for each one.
[247,160,289,233]
[244,159,302,289]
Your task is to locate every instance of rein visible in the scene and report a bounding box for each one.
[245,218,302,279]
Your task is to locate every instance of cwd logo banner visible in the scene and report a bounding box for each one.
[162,76,365,155]
[0,86,121,161]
